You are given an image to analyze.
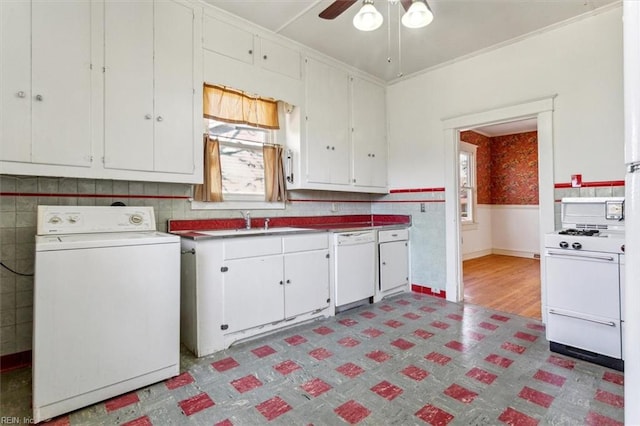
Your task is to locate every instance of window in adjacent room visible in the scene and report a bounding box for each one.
[459,141,477,223]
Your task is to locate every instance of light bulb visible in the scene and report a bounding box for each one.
[353,2,383,31]
[401,1,433,29]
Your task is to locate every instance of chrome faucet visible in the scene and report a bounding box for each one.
[264,218,270,230]
[241,211,251,229]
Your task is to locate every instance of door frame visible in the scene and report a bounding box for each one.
[442,97,556,321]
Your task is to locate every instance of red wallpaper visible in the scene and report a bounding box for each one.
[460,130,538,205]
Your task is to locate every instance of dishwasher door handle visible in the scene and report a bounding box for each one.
[548,309,617,327]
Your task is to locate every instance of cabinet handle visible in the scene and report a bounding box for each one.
[331,146,335,150]
[382,262,386,265]
[286,279,291,284]
[263,55,267,60]
[17,91,26,98]
[35,94,43,101]
[279,280,283,285]
[371,153,375,157]
[326,145,330,150]
[144,114,152,120]
[156,116,163,122]
[248,49,253,54]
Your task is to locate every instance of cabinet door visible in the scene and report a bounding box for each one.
[154,0,195,174]
[305,57,350,185]
[203,15,254,65]
[351,76,387,188]
[1,0,31,162]
[379,241,409,292]
[104,0,154,171]
[284,250,330,318]
[259,38,300,80]
[222,256,284,333]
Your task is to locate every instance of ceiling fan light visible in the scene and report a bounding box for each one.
[353,1,383,31]
[401,0,433,29]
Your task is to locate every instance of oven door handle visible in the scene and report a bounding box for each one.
[548,309,617,327]
[546,251,616,262]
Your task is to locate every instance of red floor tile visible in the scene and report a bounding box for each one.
[445,341,468,352]
[212,357,239,372]
[362,327,384,338]
[485,354,514,368]
[415,404,454,425]
[414,329,435,340]
[313,326,334,335]
[214,420,233,426]
[396,299,411,305]
[274,360,301,375]
[447,313,463,321]
[384,319,405,328]
[519,386,555,408]
[603,371,624,386]
[595,389,624,408]
[585,411,624,426]
[546,354,576,370]
[178,392,215,416]
[479,322,499,331]
[403,312,421,320]
[444,383,478,404]
[335,400,371,424]
[309,347,333,360]
[379,304,395,312]
[338,337,361,347]
[105,392,139,412]
[360,311,377,319]
[534,370,566,387]
[366,350,392,363]
[336,362,365,378]
[165,372,194,390]
[425,351,452,366]
[501,342,527,354]
[391,338,415,350]
[371,380,403,400]
[491,314,511,322]
[251,345,277,358]
[301,378,333,397]
[420,306,436,313]
[526,323,546,331]
[402,365,429,381]
[466,367,497,385]
[339,318,358,327]
[255,396,292,421]
[230,375,263,393]
[514,331,538,342]
[430,321,450,330]
[284,335,307,346]
[465,331,486,341]
[498,407,538,426]
[121,416,152,426]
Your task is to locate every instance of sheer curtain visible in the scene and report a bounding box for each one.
[198,84,286,203]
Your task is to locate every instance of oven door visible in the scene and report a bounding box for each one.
[545,249,621,358]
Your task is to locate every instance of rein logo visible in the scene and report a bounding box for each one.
[0,418,34,424]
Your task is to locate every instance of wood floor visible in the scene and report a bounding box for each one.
[463,254,541,320]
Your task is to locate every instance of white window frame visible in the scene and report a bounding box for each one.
[459,141,477,226]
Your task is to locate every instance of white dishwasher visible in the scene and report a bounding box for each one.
[33,206,180,423]
[333,230,376,309]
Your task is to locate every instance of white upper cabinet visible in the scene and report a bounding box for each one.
[1,0,92,168]
[258,38,301,80]
[351,76,387,188]
[104,0,198,178]
[304,57,351,186]
[203,15,254,65]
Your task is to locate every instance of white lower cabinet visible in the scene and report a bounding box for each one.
[180,232,331,357]
[376,228,410,301]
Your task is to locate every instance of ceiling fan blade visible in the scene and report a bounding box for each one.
[319,0,358,20]
[400,0,412,12]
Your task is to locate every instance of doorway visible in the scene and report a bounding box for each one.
[459,121,541,319]
[442,97,556,322]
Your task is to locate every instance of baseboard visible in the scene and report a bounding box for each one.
[462,249,493,260]
[411,284,447,299]
[491,249,539,259]
[0,350,32,373]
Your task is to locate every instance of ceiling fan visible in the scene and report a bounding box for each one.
[319,0,412,20]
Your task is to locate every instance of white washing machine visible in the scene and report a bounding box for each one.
[33,206,180,423]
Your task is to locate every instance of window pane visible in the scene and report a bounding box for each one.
[459,152,469,187]
[460,188,471,220]
[219,142,265,196]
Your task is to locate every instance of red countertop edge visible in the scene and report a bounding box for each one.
[168,214,411,233]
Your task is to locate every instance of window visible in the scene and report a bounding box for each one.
[459,141,477,223]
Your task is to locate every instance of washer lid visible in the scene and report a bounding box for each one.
[35,231,179,251]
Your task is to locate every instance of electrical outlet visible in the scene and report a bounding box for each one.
[331,202,339,212]
[420,203,426,212]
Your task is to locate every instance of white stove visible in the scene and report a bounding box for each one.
[544,197,625,371]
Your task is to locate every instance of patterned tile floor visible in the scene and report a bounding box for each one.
[1,293,625,425]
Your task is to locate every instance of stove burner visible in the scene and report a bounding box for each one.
[558,229,600,236]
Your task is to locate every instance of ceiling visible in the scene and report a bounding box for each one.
[203,0,618,82]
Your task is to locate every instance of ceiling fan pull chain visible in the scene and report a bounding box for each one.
[387,0,392,63]
[397,1,403,77]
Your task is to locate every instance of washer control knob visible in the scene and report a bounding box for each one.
[129,214,144,225]
[559,241,569,249]
[48,216,62,224]
[572,242,582,250]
